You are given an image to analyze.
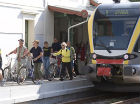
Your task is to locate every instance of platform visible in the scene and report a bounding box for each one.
[0,76,94,104]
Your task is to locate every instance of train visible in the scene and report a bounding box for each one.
[86,2,140,92]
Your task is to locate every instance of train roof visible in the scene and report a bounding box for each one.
[98,2,140,10]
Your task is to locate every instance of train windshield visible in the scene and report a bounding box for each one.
[93,9,138,50]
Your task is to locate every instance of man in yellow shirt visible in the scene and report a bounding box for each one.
[54,42,73,81]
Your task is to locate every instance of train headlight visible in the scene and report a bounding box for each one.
[124,54,129,60]
[92,53,97,59]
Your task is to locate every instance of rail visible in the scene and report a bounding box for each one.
[63,92,140,104]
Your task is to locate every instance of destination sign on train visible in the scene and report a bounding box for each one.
[99,9,139,17]
[105,10,128,16]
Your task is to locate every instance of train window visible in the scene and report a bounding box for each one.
[93,9,138,50]
[134,36,140,52]
[93,18,137,50]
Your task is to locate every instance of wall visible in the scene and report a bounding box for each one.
[0,0,89,66]
[48,0,90,7]
[44,7,54,47]
[0,0,54,66]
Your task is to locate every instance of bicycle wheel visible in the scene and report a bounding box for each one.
[17,67,27,85]
[48,63,58,80]
[3,68,9,81]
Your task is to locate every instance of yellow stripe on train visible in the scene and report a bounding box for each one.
[88,9,98,64]
[124,17,140,64]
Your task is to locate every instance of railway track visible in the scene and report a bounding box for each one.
[112,97,140,104]
[63,92,140,104]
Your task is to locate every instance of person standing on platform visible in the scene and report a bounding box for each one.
[28,40,43,84]
[52,38,61,52]
[67,41,76,77]
[53,42,73,81]
[43,41,51,81]
[7,39,28,74]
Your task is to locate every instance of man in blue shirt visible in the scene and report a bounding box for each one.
[29,40,43,84]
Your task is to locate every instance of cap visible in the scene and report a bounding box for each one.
[18,39,24,42]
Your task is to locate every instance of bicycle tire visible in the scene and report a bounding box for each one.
[3,68,9,81]
[17,66,27,85]
[48,63,59,80]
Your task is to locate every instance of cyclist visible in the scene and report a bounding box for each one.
[53,42,73,81]
[6,39,28,74]
[26,40,43,84]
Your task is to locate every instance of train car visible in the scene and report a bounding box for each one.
[87,2,140,92]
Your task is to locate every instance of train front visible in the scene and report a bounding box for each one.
[87,3,140,88]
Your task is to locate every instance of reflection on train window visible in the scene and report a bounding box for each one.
[93,17,137,50]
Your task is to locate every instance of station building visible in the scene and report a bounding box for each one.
[0,0,99,63]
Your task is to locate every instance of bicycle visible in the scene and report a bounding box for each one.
[26,58,38,84]
[48,55,61,80]
[0,68,4,86]
[3,55,27,85]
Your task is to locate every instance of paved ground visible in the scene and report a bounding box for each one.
[0,75,86,87]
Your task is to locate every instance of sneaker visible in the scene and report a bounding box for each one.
[35,81,39,85]
[48,78,52,81]
[69,77,73,80]
[66,75,69,78]
[37,80,43,84]
[59,78,64,81]
[35,81,38,85]
[73,73,76,77]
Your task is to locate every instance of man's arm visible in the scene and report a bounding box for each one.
[53,50,61,56]
[23,47,32,58]
[7,48,17,56]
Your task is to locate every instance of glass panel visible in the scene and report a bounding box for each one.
[93,9,138,50]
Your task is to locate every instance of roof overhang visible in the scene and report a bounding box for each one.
[48,0,99,18]
[48,5,88,18]
[89,0,100,6]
